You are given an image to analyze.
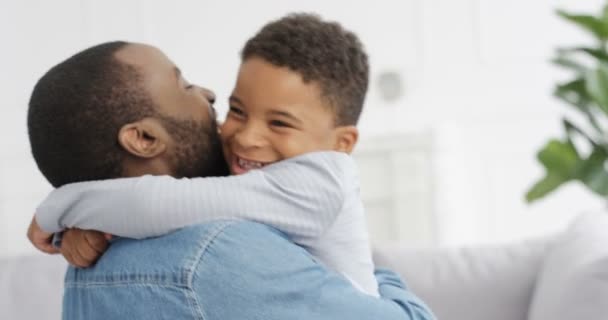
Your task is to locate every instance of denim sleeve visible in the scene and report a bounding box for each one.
[191,221,435,320]
[313,268,436,319]
[374,268,437,320]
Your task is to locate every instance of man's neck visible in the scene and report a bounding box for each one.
[121,157,174,177]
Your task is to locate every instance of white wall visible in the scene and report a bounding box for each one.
[1,0,605,256]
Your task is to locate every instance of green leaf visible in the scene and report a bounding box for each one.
[527,139,584,203]
[537,139,580,176]
[580,47,608,61]
[531,6,608,203]
[557,10,608,40]
[575,148,608,196]
[555,80,605,135]
[585,63,608,115]
[554,78,591,111]
[552,55,588,73]
[526,173,569,202]
[557,47,608,61]
[602,4,608,25]
[562,118,599,146]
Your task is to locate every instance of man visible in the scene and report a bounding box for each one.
[27,41,434,319]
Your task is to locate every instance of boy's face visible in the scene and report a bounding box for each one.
[220,57,354,175]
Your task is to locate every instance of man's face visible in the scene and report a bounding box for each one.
[116,44,228,177]
[220,57,339,175]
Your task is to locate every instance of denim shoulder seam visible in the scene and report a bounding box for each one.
[182,219,239,320]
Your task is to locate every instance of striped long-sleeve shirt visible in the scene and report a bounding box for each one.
[36,151,379,296]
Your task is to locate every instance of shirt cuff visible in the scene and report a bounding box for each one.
[51,232,63,249]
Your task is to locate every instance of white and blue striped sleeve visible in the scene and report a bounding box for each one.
[35,151,354,246]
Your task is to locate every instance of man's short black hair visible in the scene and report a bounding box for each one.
[28,41,156,187]
[241,13,369,126]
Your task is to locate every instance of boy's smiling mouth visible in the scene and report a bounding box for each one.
[231,155,272,174]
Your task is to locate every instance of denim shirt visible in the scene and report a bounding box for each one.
[62,220,435,320]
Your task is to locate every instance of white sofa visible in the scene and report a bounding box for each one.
[2,212,607,320]
[374,235,552,320]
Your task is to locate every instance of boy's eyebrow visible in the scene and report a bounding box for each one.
[268,110,302,124]
[229,95,303,124]
[229,95,242,105]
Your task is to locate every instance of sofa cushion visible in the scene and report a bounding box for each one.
[0,254,66,319]
[373,236,553,320]
[528,211,608,320]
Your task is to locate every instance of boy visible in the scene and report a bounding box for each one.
[33,13,377,295]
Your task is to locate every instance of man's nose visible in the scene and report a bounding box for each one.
[196,86,217,119]
[199,87,216,105]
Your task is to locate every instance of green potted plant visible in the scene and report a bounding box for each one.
[526,5,608,202]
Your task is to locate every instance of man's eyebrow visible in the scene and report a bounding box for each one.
[174,67,181,82]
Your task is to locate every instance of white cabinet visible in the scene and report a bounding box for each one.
[354,132,436,247]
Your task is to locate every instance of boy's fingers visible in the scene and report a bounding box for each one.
[27,215,58,254]
[67,230,96,267]
[38,242,60,254]
[84,231,109,254]
[32,236,60,254]
[73,240,98,266]
[60,246,80,268]
[62,230,90,268]
[70,247,89,268]
[74,235,101,266]
[59,229,107,268]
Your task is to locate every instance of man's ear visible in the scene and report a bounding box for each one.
[333,125,359,154]
[117,119,168,158]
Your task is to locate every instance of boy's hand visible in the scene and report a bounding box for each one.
[27,216,60,254]
[60,229,111,268]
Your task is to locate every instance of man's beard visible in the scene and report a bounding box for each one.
[157,114,229,178]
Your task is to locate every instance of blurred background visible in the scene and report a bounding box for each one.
[1,0,605,258]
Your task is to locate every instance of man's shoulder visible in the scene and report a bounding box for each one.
[65,220,289,285]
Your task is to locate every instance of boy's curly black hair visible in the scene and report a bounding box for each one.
[242,13,369,126]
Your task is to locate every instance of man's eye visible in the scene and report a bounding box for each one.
[185,84,193,90]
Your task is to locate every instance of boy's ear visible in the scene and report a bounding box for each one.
[333,125,359,154]
[117,119,168,159]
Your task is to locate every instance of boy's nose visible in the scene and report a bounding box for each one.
[234,124,267,149]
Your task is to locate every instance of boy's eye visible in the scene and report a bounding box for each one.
[269,120,291,128]
[229,106,245,117]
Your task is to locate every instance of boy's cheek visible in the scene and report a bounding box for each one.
[218,120,236,140]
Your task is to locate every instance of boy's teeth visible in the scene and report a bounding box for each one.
[237,157,265,169]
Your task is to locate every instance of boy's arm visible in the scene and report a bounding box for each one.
[35,151,352,246]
